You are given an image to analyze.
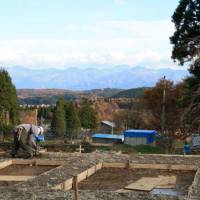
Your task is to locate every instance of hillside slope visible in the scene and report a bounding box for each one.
[111,87,149,98]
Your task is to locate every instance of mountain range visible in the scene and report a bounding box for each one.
[7,66,189,90]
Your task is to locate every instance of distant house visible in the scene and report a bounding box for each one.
[124,130,157,146]
[92,133,124,144]
[99,120,115,134]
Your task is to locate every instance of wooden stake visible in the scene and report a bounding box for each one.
[75,145,84,153]
[125,160,130,169]
[73,175,80,200]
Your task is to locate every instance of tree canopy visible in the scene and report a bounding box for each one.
[171,0,200,131]
[51,97,66,137]
[143,79,184,134]
[0,68,19,126]
[170,0,200,68]
[65,102,81,140]
[79,98,97,129]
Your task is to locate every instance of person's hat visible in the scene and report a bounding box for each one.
[39,126,44,134]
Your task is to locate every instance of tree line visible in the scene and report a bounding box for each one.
[0,1,200,144]
[0,68,19,136]
[113,0,200,150]
[50,97,97,140]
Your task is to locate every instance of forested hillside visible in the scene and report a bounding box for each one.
[111,87,149,98]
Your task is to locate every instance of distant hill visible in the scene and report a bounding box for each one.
[83,88,123,98]
[17,88,124,105]
[111,87,149,98]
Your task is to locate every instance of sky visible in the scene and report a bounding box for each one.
[0,0,182,69]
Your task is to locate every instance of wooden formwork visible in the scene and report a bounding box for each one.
[0,160,12,170]
[52,161,198,192]
[0,159,197,190]
[103,162,198,171]
[12,159,64,166]
[52,163,103,191]
[0,159,64,182]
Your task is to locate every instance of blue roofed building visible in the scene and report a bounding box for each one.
[92,133,124,144]
[124,130,157,146]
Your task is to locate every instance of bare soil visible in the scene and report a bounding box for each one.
[79,168,195,195]
[0,164,58,186]
[0,164,57,176]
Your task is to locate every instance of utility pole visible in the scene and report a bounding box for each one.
[161,76,166,135]
[111,125,113,135]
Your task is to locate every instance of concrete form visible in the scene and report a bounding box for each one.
[0,152,200,199]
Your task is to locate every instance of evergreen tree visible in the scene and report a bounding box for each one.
[38,106,53,125]
[51,97,66,137]
[79,98,97,129]
[65,102,81,140]
[170,0,200,131]
[170,0,200,68]
[0,68,19,126]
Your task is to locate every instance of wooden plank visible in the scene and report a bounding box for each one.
[140,153,200,158]
[0,151,6,156]
[12,159,64,166]
[156,184,175,189]
[52,163,103,191]
[38,149,47,153]
[0,175,34,181]
[103,163,126,168]
[87,166,96,177]
[104,163,197,171]
[0,160,12,170]
[115,189,131,193]
[103,162,198,172]
[170,164,197,171]
[52,177,73,191]
[35,160,64,166]
[62,178,73,191]
[129,163,170,170]
[156,176,176,189]
[77,170,88,182]
[96,163,103,171]
[103,163,171,170]
[125,177,162,191]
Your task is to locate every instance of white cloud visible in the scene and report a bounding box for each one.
[0,20,178,69]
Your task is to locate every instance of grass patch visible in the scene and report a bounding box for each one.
[90,144,165,154]
[130,144,165,154]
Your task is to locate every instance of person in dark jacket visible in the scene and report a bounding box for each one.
[11,124,44,158]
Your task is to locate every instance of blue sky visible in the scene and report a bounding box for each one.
[0,0,181,69]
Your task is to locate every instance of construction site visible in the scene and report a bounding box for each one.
[0,151,199,200]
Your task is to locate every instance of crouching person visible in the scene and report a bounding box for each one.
[11,124,44,159]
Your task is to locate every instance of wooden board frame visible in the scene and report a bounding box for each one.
[103,162,198,171]
[12,159,65,166]
[0,159,197,191]
[0,159,63,182]
[0,175,35,181]
[52,161,197,191]
[52,163,103,191]
[0,160,12,170]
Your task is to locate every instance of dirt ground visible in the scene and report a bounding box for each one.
[79,168,195,195]
[0,164,58,186]
[0,164,57,176]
